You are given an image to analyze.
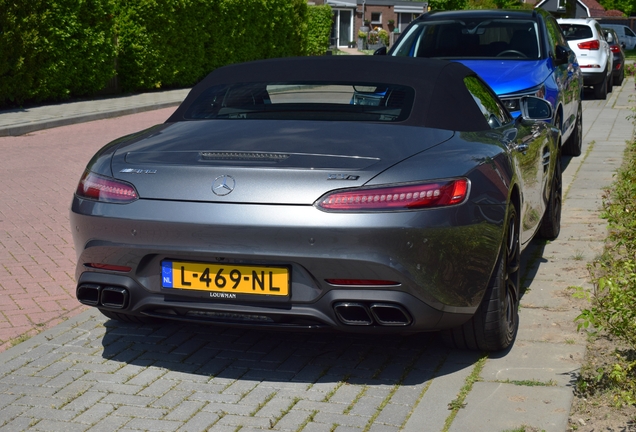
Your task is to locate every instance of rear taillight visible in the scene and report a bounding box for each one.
[610,45,621,54]
[317,179,469,211]
[577,40,600,50]
[75,171,139,203]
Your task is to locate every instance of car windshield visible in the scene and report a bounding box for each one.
[184,82,414,122]
[560,24,593,40]
[391,19,541,60]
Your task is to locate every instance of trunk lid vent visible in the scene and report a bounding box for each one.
[200,151,290,161]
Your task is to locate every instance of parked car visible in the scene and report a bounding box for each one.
[71,56,562,352]
[603,28,626,86]
[600,23,636,51]
[384,9,583,156]
[558,18,613,100]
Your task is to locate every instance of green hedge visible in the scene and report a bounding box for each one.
[0,0,330,107]
[115,0,215,91]
[0,0,116,106]
[306,4,333,56]
[205,0,307,73]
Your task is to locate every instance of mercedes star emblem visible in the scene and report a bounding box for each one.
[212,175,235,196]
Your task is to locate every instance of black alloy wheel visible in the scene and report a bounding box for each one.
[563,107,582,157]
[594,73,608,100]
[539,156,563,240]
[441,206,520,351]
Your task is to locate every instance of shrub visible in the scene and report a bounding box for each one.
[206,0,307,72]
[115,0,214,92]
[0,0,311,104]
[306,4,333,56]
[0,0,116,107]
[576,137,636,405]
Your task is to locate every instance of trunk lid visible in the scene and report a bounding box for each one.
[112,120,454,205]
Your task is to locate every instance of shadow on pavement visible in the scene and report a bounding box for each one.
[99,319,480,386]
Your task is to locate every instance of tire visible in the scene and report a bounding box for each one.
[607,71,613,93]
[594,73,608,100]
[562,106,582,157]
[615,68,624,86]
[538,156,562,240]
[99,309,160,324]
[441,207,520,351]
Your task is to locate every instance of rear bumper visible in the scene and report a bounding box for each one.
[70,196,506,332]
[582,69,608,86]
[75,271,474,332]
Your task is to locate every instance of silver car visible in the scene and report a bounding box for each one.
[71,56,561,351]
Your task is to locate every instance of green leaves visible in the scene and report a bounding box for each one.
[306,5,333,56]
[0,0,314,105]
[0,0,116,106]
[575,137,636,406]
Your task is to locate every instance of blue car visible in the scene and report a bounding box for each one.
[385,9,583,156]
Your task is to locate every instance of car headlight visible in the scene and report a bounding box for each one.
[500,84,546,113]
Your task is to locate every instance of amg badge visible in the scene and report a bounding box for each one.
[328,174,359,180]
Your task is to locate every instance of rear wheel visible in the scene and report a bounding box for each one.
[538,156,562,240]
[607,72,614,93]
[99,309,160,324]
[594,73,608,100]
[562,106,582,157]
[441,207,520,351]
[615,68,624,86]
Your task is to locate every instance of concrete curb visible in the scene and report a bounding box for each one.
[0,101,182,137]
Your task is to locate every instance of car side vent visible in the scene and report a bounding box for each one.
[200,151,289,161]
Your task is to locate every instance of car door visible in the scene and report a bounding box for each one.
[464,76,550,244]
[544,15,579,137]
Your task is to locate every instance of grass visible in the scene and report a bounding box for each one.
[623,49,636,60]
[441,355,488,431]
[497,378,558,387]
[573,128,636,407]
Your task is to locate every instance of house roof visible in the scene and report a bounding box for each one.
[535,0,621,17]
[581,0,606,16]
[604,9,626,16]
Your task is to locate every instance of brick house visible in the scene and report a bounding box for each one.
[310,0,427,47]
[534,0,634,29]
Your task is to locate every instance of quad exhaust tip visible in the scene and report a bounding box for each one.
[77,284,129,309]
[334,302,412,327]
[333,302,373,326]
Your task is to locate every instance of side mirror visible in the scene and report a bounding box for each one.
[373,46,387,56]
[554,45,569,66]
[519,96,553,121]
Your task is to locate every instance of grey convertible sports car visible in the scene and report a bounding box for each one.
[71,56,561,351]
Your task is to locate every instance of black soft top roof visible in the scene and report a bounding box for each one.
[167,56,492,132]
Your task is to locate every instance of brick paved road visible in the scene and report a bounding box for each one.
[0,108,176,352]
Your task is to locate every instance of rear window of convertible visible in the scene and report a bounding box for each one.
[184,82,415,122]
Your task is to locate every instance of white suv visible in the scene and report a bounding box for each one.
[558,18,613,100]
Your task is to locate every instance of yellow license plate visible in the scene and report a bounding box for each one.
[161,260,289,296]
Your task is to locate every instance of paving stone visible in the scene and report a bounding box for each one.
[449,382,571,432]
[178,411,221,432]
[71,403,115,424]
[373,403,411,426]
[162,400,205,422]
[29,419,89,431]
[83,414,131,432]
[481,340,585,387]
[60,391,106,412]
